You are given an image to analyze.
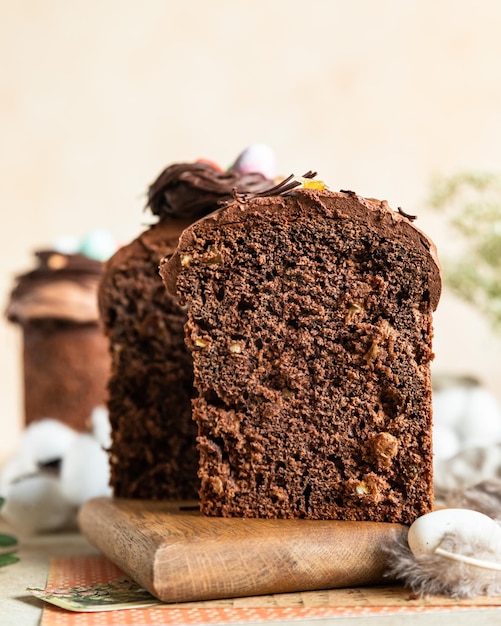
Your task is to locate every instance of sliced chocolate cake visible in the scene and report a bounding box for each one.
[98,156,275,500]
[161,179,441,523]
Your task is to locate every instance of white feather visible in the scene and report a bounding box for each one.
[386,508,501,598]
[446,479,501,521]
[434,444,501,500]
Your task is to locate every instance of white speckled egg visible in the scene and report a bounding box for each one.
[408,508,501,557]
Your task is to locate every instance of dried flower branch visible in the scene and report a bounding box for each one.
[430,171,501,331]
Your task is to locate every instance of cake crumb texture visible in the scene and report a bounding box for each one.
[99,222,199,499]
[163,189,439,523]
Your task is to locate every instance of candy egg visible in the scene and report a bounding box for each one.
[408,508,501,558]
[79,228,116,262]
[231,144,277,179]
[53,234,80,255]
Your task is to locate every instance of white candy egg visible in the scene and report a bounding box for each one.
[231,144,277,180]
[53,234,80,255]
[408,508,501,557]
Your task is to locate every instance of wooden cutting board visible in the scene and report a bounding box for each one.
[78,497,408,603]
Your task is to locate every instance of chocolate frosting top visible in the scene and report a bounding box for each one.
[147,161,274,221]
[161,187,442,311]
[6,251,103,324]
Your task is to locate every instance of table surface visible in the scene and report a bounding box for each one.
[2,515,501,626]
[0,516,98,626]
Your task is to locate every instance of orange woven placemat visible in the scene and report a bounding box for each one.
[35,555,498,625]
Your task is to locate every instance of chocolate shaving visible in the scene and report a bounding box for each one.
[340,189,357,197]
[398,207,417,221]
[232,171,318,203]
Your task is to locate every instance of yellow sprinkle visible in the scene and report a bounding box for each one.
[303,180,326,190]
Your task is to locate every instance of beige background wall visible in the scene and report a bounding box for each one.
[2,0,501,463]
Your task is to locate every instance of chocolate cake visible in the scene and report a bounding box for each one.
[6,251,110,432]
[98,158,274,500]
[161,178,441,523]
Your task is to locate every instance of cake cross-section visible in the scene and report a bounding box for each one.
[161,184,441,523]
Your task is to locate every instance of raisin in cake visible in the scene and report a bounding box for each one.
[6,250,110,432]
[161,180,441,523]
[98,158,274,500]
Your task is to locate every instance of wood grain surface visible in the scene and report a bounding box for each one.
[78,497,408,603]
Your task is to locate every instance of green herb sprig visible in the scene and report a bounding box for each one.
[0,497,19,567]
